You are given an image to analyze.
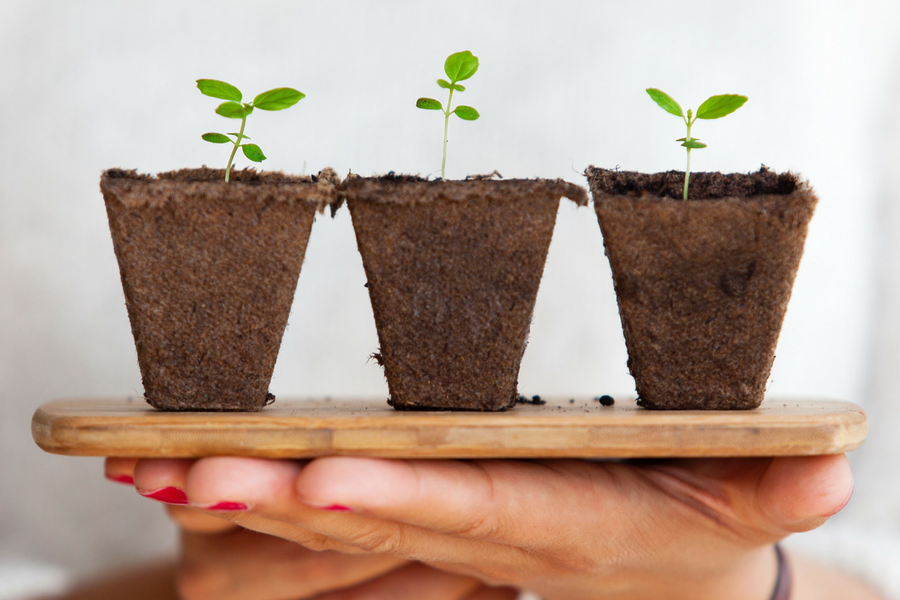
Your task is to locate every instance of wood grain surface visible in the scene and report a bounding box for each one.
[32,397,867,459]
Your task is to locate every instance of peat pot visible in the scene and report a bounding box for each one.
[341,174,588,411]
[586,166,817,410]
[100,167,338,411]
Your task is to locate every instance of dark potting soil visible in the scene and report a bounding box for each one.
[156,168,319,184]
[586,166,799,200]
[342,175,588,411]
[586,166,817,410]
[101,168,338,411]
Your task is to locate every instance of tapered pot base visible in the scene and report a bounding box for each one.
[586,167,817,410]
[344,175,587,411]
[101,168,335,410]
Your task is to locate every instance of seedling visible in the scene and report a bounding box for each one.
[416,51,481,180]
[646,89,747,200]
[197,79,305,182]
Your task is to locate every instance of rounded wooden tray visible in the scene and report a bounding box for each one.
[32,397,867,459]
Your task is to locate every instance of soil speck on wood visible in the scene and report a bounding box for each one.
[516,394,547,406]
[595,395,615,407]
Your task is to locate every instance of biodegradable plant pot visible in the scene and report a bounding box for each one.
[585,166,817,410]
[341,174,588,411]
[100,167,338,411]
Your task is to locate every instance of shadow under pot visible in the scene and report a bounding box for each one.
[585,166,817,410]
[100,167,338,411]
[342,175,588,411]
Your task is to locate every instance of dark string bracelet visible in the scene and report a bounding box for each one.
[770,544,793,600]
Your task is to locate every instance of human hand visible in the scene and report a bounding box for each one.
[106,457,515,600]
[123,454,856,600]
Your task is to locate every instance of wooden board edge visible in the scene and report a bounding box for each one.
[31,423,869,460]
[31,399,869,459]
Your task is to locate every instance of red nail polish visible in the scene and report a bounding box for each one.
[206,501,248,512]
[321,504,353,512]
[106,474,134,485]
[138,487,189,505]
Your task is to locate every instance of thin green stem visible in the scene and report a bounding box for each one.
[225,114,248,183]
[683,118,693,200]
[684,149,692,200]
[441,87,455,181]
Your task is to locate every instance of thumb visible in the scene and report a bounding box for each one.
[757,455,854,533]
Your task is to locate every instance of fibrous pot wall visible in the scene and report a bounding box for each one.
[345,176,587,411]
[101,168,333,411]
[587,167,817,410]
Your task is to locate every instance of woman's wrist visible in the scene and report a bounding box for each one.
[564,546,779,600]
[789,552,886,600]
[707,546,781,600]
[632,546,780,600]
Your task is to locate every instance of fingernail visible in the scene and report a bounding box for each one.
[204,501,249,512]
[320,504,353,512]
[138,487,189,505]
[106,474,134,485]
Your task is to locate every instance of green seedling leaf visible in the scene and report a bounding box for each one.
[241,143,266,162]
[198,78,303,181]
[419,51,481,180]
[197,79,242,102]
[444,50,479,82]
[696,94,748,119]
[253,87,305,111]
[202,133,231,144]
[647,86,747,199]
[453,105,480,120]
[438,79,466,92]
[216,101,253,119]
[646,88,683,118]
[417,97,443,110]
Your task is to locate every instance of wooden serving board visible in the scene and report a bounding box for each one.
[32,398,867,459]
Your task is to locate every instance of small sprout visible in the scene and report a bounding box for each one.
[646,88,747,199]
[416,51,481,180]
[197,79,305,182]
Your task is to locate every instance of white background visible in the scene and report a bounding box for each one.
[2,0,900,583]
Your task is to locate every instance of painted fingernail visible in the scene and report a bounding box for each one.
[205,501,249,512]
[138,487,189,505]
[106,474,134,485]
[320,504,353,512]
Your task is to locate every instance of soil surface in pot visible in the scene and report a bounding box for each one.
[101,167,337,411]
[586,167,817,410]
[343,174,587,411]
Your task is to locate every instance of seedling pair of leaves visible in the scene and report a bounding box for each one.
[646,89,747,199]
[198,79,305,182]
[416,51,481,180]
